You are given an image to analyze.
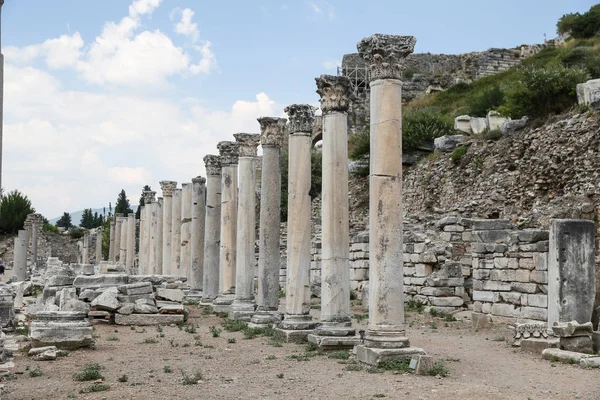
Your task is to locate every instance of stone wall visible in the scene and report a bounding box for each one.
[0,231,79,268]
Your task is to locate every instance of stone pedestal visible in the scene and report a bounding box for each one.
[308,75,356,349]
[189,176,206,298]
[213,141,239,313]
[95,227,103,264]
[82,232,90,265]
[275,105,317,341]
[126,215,135,273]
[13,229,29,281]
[180,183,192,280]
[0,285,14,328]
[171,189,183,277]
[355,34,425,365]
[230,133,260,321]
[250,118,286,327]
[160,181,177,275]
[29,311,93,349]
[202,156,222,303]
[548,220,596,329]
[109,217,116,263]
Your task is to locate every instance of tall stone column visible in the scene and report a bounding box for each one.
[114,213,123,264]
[156,198,164,274]
[138,205,145,272]
[275,104,317,342]
[356,34,425,365]
[13,229,29,281]
[250,118,286,327]
[28,214,42,269]
[82,232,90,264]
[96,227,103,264]
[230,133,260,321]
[170,189,183,277]
[180,183,192,280]
[308,75,357,348]
[213,141,239,313]
[142,191,156,274]
[119,215,128,267]
[109,217,116,263]
[189,176,207,297]
[160,181,177,275]
[202,155,222,303]
[126,214,135,273]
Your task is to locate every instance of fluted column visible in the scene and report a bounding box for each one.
[156,197,164,274]
[189,176,207,296]
[356,34,425,364]
[138,205,145,272]
[83,231,90,264]
[114,213,123,264]
[230,133,260,321]
[142,191,156,274]
[202,156,222,303]
[109,217,116,263]
[309,75,355,348]
[276,104,317,341]
[119,215,128,267]
[180,183,192,280]
[250,118,286,327]
[126,214,135,273]
[30,214,42,269]
[212,141,239,312]
[96,227,103,264]
[13,229,29,281]
[160,181,177,275]
[171,188,183,277]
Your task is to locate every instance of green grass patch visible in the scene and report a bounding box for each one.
[85,384,110,393]
[73,363,104,381]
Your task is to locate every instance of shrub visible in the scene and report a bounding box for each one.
[348,129,370,161]
[558,12,582,35]
[68,227,85,239]
[403,108,455,151]
[425,360,450,377]
[484,130,503,141]
[403,69,420,80]
[73,363,104,381]
[570,5,600,39]
[451,146,467,164]
[43,223,60,234]
[500,65,590,118]
[85,384,110,393]
[468,85,505,117]
[0,190,34,234]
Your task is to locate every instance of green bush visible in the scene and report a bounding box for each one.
[451,146,467,164]
[557,12,582,35]
[467,85,505,117]
[0,190,34,234]
[68,227,85,239]
[403,69,420,80]
[570,5,600,39]
[403,108,455,151]
[43,223,60,234]
[500,65,590,118]
[348,129,370,161]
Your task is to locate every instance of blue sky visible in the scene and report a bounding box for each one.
[1,0,596,219]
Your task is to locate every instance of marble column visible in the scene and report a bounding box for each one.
[96,227,103,264]
[119,215,128,268]
[156,197,164,275]
[170,188,183,277]
[212,141,239,312]
[189,176,207,297]
[250,118,286,327]
[30,214,42,269]
[114,213,123,264]
[13,229,29,281]
[159,181,177,275]
[83,232,90,264]
[202,155,222,303]
[308,75,357,348]
[275,104,317,342]
[138,205,145,272]
[180,183,192,280]
[142,191,156,274]
[109,217,116,263]
[355,34,425,365]
[230,133,260,321]
[126,214,135,273]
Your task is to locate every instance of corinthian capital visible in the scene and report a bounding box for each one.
[192,176,206,185]
[257,117,287,147]
[203,154,222,175]
[159,181,177,197]
[284,104,316,134]
[315,75,353,114]
[217,141,240,165]
[233,133,261,157]
[142,190,156,204]
[357,34,416,81]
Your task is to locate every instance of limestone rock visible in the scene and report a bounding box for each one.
[62,300,90,314]
[114,313,184,326]
[576,78,600,109]
[454,115,472,134]
[134,304,159,314]
[486,111,507,131]
[117,282,153,296]
[118,303,135,315]
[434,135,465,152]
[560,336,594,354]
[155,288,184,303]
[90,287,121,311]
[500,116,528,134]
[28,346,57,356]
[552,321,593,337]
[79,289,102,302]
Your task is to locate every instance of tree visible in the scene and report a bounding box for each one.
[115,189,133,216]
[0,190,35,234]
[135,185,151,219]
[79,208,95,228]
[55,212,72,229]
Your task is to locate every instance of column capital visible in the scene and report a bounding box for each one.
[233,133,261,157]
[357,34,416,81]
[173,188,182,197]
[142,190,156,204]
[159,181,177,197]
[257,117,287,147]
[284,104,316,134]
[217,141,239,165]
[203,154,222,175]
[315,75,353,114]
[192,176,206,185]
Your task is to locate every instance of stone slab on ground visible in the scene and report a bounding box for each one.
[29,311,93,349]
[114,313,184,326]
[274,328,315,343]
[117,282,153,296]
[90,287,121,312]
[28,346,57,356]
[117,293,155,304]
[471,312,492,331]
[412,355,435,375]
[158,304,184,314]
[542,348,595,364]
[355,345,426,366]
[155,288,185,303]
[579,357,600,368]
[73,274,129,288]
[307,334,360,349]
[520,338,558,355]
[560,336,594,354]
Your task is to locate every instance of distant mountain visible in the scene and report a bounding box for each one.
[48,206,138,226]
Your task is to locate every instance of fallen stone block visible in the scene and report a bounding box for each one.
[158,304,184,314]
[135,298,156,307]
[117,304,135,315]
[117,293,155,304]
[593,331,600,353]
[114,313,184,326]
[560,336,594,354]
[552,321,593,337]
[117,282,153,296]
[33,349,57,361]
[28,346,57,356]
[62,299,90,314]
[90,288,121,312]
[429,297,463,307]
[580,357,600,368]
[155,288,184,303]
[88,310,111,319]
[134,304,159,314]
[520,338,558,355]
[29,311,93,349]
[411,355,435,375]
[73,274,129,289]
[542,348,595,364]
[471,312,492,331]
[78,289,102,302]
[128,275,187,285]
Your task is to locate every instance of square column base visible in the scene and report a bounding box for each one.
[355,345,426,366]
[185,291,203,302]
[211,294,234,314]
[248,311,282,328]
[274,327,315,343]
[307,334,360,350]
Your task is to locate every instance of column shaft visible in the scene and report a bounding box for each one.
[202,159,222,302]
[114,216,122,263]
[126,215,135,273]
[162,195,173,275]
[14,230,29,281]
[180,183,192,280]
[119,217,128,267]
[156,198,164,274]
[219,164,238,295]
[171,189,183,276]
[31,223,39,268]
[190,177,206,291]
[96,228,103,264]
[83,232,90,264]
[109,219,116,263]
[148,204,158,274]
[138,207,145,273]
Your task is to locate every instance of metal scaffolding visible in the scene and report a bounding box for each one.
[337,65,370,97]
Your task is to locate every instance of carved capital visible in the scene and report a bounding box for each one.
[357,34,416,81]
[203,154,222,176]
[315,75,353,114]
[192,176,206,185]
[233,133,261,157]
[217,141,239,165]
[257,117,287,147]
[172,188,182,197]
[159,181,177,197]
[284,104,316,133]
[142,190,156,204]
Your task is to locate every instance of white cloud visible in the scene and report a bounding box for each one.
[322,59,340,70]
[309,2,335,20]
[311,3,322,14]
[173,8,200,42]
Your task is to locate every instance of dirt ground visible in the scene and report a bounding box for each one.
[3,303,600,400]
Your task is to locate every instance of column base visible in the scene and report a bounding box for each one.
[185,291,203,303]
[307,334,360,350]
[313,321,355,337]
[228,300,256,321]
[211,294,234,314]
[274,314,317,343]
[248,310,282,328]
[274,327,315,343]
[355,345,426,366]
